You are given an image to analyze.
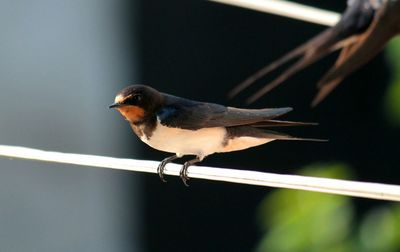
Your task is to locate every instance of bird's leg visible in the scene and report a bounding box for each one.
[180,156,202,187]
[157,154,180,182]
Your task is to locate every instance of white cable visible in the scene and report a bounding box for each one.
[208,0,340,27]
[0,145,399,201]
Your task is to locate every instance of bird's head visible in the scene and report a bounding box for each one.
[109,85,162,124]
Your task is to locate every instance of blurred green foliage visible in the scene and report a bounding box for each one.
[384,37,400,126]
[256,164,400,252]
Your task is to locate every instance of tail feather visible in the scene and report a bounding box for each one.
[251,120,318,127]
[261,129,327,142]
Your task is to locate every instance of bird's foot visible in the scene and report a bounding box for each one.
[157,155,179,182]
[179,157,201,187]
[179,163,190,187]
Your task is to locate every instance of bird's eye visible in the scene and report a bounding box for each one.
[125,94,142,105]
[132,94,142,102]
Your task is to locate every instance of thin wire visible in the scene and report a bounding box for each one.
[0,144,399,201]
[208,0,340,27]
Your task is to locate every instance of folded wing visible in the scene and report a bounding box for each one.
[157,95,295,130]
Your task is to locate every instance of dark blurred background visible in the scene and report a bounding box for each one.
[1,0,399,251]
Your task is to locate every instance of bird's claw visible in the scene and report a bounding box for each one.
[157,162,168,183]
[179,164,190,187]
[157,154,179,183]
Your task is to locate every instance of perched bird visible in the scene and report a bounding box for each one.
[110,85,323,186]
[230,0,400,106]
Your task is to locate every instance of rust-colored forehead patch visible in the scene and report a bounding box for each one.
[116,105,145,123]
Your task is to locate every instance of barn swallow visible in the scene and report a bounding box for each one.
[230,0,400,106]
[110,85,324,186]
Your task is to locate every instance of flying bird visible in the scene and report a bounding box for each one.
[229,0,400,106]
[110,85,323,186]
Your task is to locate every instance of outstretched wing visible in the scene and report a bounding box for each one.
[157,94,292,130]
[229,0,380,105]
[312,0,400,106]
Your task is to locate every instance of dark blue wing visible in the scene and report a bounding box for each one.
[157,94,292,130]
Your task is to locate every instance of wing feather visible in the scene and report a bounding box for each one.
[157,94,293,130]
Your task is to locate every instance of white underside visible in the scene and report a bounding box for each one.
[139,122,274,159]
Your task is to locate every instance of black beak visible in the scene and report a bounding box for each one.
[109,103,121,109]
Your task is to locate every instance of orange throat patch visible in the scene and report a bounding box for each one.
[116,105,145,123]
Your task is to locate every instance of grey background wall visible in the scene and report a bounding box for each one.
[0,1,142,251]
